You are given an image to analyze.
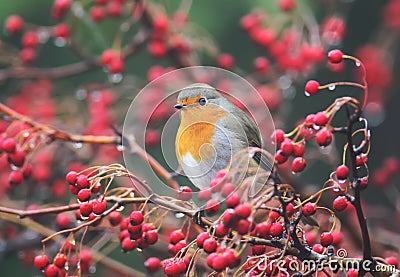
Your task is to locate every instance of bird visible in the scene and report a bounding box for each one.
[174,83,269,190]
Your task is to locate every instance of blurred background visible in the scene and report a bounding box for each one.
[0,0,398,275]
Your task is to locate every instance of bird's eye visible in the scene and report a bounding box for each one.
[198,97,207,106]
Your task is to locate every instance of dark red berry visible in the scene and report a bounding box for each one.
[169,229,185,244]
[5,15,24,33]
[177,185,193,201]
[196,232,210,248]
[292,157,307,173]
[203,238,218,253]
[320,232,333,247]
[315,128,333,147]
[270,222,284,237]
[234,204,252,218]
[34,254,49,270]
[314,112,329,126]
[336,165,349,180]
[302,203,317,216]
[271,129,285,145]
[92,199,107,215]
[328,49,343,63]
[129,211,144,226]
[65,171,78,185]
[145,257,161,273]
[9,171,24,186]
[77,189,91,202]
[333,196,348,211]
[108,211,123,226]
[305,80,320,95]
[2,138,16,153]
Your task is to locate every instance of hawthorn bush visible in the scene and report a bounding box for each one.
[0,0,399,276]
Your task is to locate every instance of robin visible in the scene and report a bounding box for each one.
[174,83,269,189]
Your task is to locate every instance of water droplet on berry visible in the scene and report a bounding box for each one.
[73,142,83,149]
[129,192,135,198]
[54,37,67,47]
[278,75,292,90]
[109,73,123,84]
[175,213,185,218]
[328,85,336,91]
[120,23,130,32]
[23,131,30,138]
[116,145,125,151]
[332,186,340,192]
[10,165,19,171]
[304,91,311,97]
[355,61,361,67]
[89,265,96,273]
[76,89,87,100]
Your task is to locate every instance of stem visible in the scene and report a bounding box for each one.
[345,106,373,275]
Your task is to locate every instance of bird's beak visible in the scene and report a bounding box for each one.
[174,103,186,110]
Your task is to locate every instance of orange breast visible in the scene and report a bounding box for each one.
[176,106,227,162]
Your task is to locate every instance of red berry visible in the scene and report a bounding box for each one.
[69,185,80,195]
[226,192,240,208]
[9,171,24,186]
[54,23,70,38]
[302,203,316,216]
[320,232,333,247]
[196,232,210,248]
[145,257,161,273]
[256,222,271,237]
[203,238,218,253]
[336,165,349,180]
[305,80,320,95]
[293,143,305,157]
[278,0,295,11]
[5,15,24,33]
[153,15,169,32]
[107,1,122,17]
[215,223,230,237]
[163,259,181,276]
[169,229,185,244]
[331,231,343,246]
[34,254,49,270]
[77,189,91,202]
[252,245,266,255]
[254,56,270,74]
[177,185,193,201]
[44,264,59,277]
[292,157,307,173]
[20,48,37,64]
[348,269,358,277]
[212,254,228,272]
[22,31,39,48]
[234,204,252,218]
[79,202,93,217]
[222,209,237,227]
[108,58,124,74]
[328,49,343,63]
[121,237,136,252]
[333,196,348,211]
[315,128,333,147]
[280,138,294,156]
[221,183,236,197]
[65,171,78,185]
[2,138,16,153]
[385,256,398,268]
[76,174,90,189]
[275,150,288,164]
[198,187,212,200]
[108,211,123,226]
[8,148,26,167]
[269,211,280,221]
[205,199,220,216]
[270,222,284,237]
[56,213,70,229]
[92,199,107,215]
[314,112,329,126]
[148,40,167,58]
[252,28,276,47]
[144,230,158,245]
[217,53,235,69]
[90,6,106,22]
[356,153,368,167]
[130,211,144,226]
[237,219,251,235]
[286,203,295,217]
[271,129,285,145]
[54,253,67,268]
[312,243,324,254]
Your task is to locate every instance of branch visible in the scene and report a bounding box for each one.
[0,102,121,145]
